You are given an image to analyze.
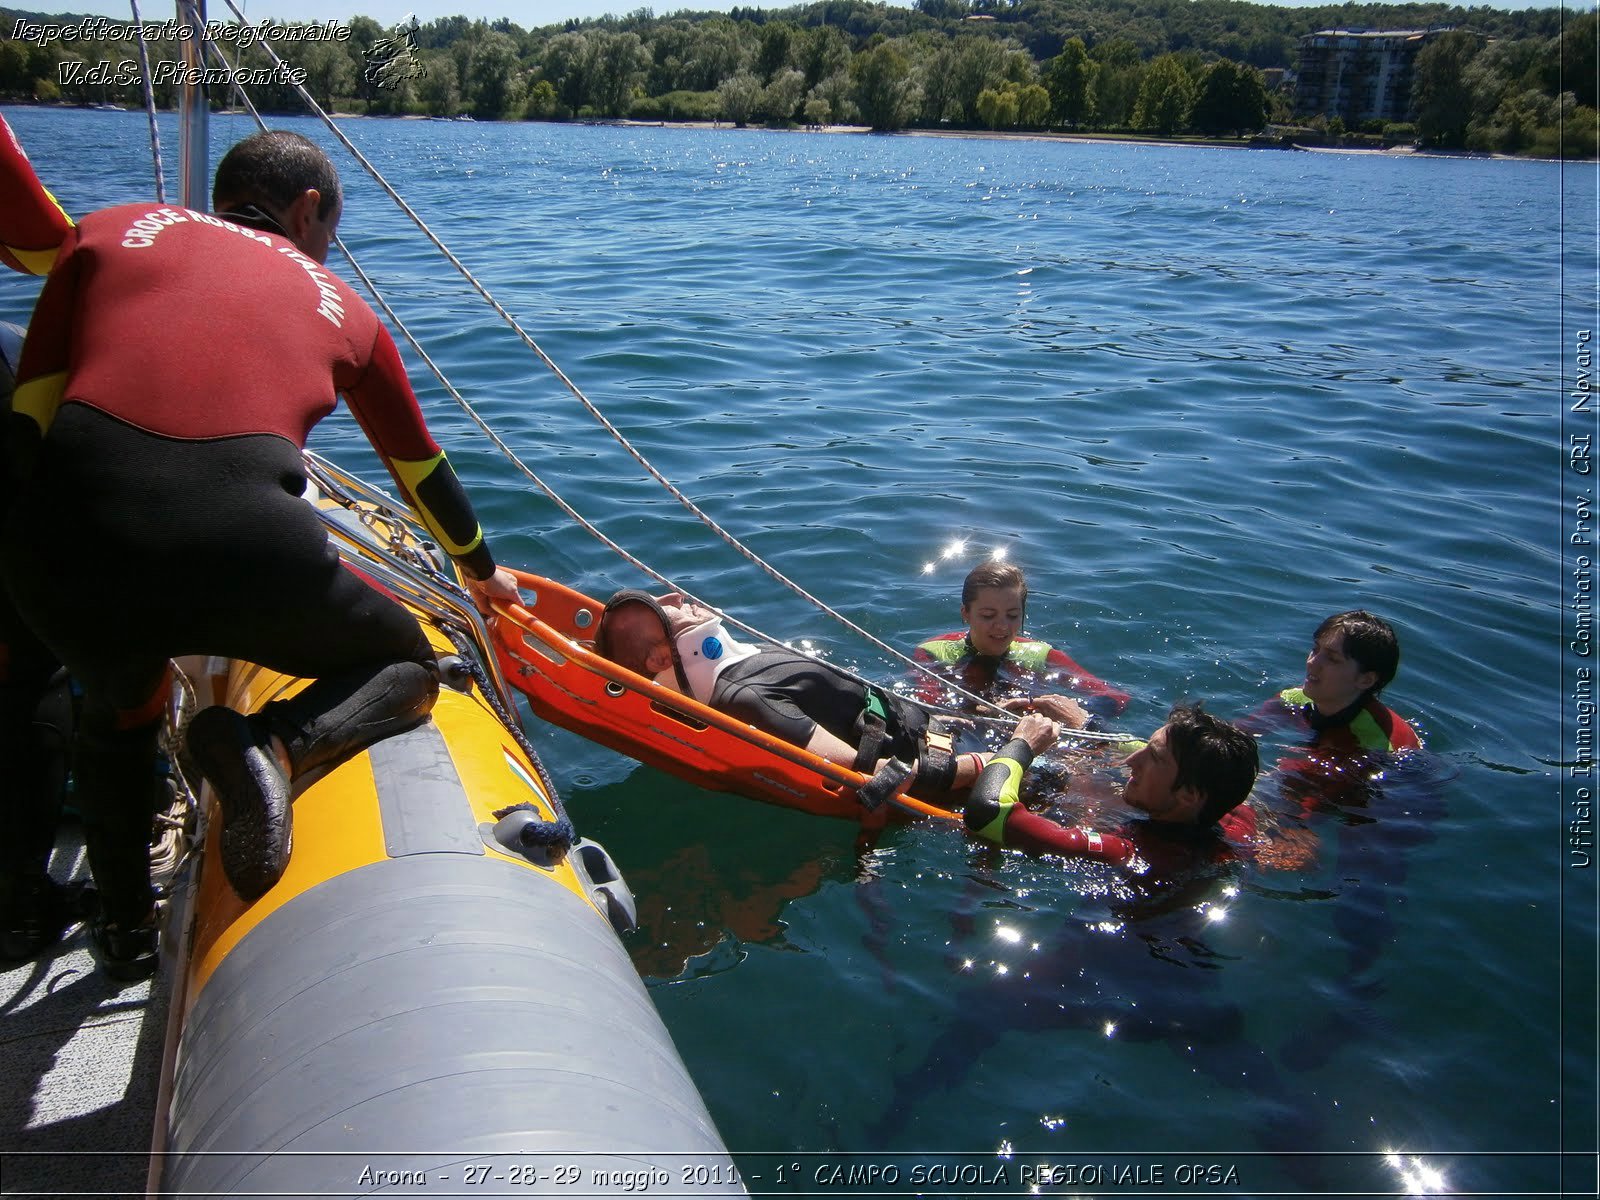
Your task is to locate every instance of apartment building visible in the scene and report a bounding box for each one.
[1293,27,1449,124]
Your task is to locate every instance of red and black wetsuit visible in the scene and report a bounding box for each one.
[1,201,497,926]
[912,630,1130,718]
[965,734,1255,867]
[1260,687,1419,756]
[5,202,494,706]
[1244,687,1420,813]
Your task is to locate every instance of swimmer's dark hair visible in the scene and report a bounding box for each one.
[212,130,341,220]
[1165,702,1259,828]
[962,560,1027,609]
[1315,609,1401,698]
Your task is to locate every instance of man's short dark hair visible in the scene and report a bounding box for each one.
[1315,609,1401,698]
[962,560,1027,609]
[212,130,341,219]
[1165,702,1259,828]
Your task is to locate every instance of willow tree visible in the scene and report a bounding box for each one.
[1045,36,1097,128]
[718,69,764,125]
[851,40,922,131]
[1414,30,1483,148]
[1189,58,1267,135]
[465,30,522,118]
[540,32,593,116]
[590,30,650,117]
[1132,53,1194,135]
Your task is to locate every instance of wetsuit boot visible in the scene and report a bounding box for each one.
[187,660,439,901]
[261,659,440,780]
[74,715,162,981]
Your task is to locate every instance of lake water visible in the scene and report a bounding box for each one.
[4,105,1595,1198]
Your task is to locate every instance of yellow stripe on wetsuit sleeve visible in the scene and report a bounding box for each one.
[2,182,72,276]
[5,243,60,276]
[971,755,1024,845]
[390,451,486,559]
[13,370,66,434]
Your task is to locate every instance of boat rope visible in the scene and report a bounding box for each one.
[127,0,167,203]
[298,452,576,828]
[152,661,205,885]
[442,625,574,849]
[338,244,1136,745]
[193,17,1128,745]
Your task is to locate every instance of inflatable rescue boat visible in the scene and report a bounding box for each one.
[153,455,745,1196]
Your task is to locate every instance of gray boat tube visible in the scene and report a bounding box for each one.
[159,731,745,1197]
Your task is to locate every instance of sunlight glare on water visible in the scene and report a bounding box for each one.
[4,106,1591,1197]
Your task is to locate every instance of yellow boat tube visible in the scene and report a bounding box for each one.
[153,455,744,1197]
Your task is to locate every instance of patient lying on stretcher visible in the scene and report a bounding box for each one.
[592,591,1265,869]
[593,589,1063,797]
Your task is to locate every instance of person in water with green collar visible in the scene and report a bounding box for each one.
[1241,608,1421,818]
[913,560,1129,727]
[1261,609,1419,756]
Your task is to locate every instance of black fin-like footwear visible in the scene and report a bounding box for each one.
[185,706,292,901]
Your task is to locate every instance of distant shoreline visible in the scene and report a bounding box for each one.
[56,103,1549,161]
[589,117,1534,161]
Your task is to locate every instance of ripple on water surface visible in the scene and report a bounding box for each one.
[0,110,1585,1185]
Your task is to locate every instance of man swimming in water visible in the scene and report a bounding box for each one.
[965,701,1259,863]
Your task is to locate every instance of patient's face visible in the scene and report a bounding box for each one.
[655,594,715,636]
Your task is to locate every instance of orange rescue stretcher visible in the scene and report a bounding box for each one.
[490,568,961,827]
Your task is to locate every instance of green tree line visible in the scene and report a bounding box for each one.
[0,1,1593,155]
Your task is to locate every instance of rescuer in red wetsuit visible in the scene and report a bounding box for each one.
[914,560,1129,727]
[964,702,1259,868]
[1,130,520,978]
[0,113,79,965]
[1244,609,1420,811]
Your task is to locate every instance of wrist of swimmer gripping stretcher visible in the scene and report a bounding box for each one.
[460,549,499,584]
[965,752,1027,843]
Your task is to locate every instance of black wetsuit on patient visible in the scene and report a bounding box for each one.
[712,651,928,764]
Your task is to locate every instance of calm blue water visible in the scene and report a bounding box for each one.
[7,106,1595,1197]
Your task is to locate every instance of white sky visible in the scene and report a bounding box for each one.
[44,0,756,27]
[45,0,1575,34]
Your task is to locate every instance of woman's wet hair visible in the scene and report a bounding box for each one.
[962,560,1027,609]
